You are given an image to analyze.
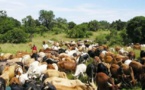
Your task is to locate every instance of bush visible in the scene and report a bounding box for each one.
[52,27,62,34]
[95,34,108,45]
[2,28,28,43]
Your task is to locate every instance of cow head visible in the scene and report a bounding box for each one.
[107,82,121,90]
[107,78,121,90]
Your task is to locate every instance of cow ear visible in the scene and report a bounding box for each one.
[107,82,112,87]
[117,82,122,87]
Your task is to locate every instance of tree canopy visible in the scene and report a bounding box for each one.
[126,16,145,43]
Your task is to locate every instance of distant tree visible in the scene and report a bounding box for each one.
[68,21,76,29]
[22,15,37,41]
[53,17,68,32]
[88,20,99,31]
[0,10,7,17]
[126,16,145,43]
[39,10,55,30]
[110,19,126,30]
[67,23,91,38]
[98,20,110,30]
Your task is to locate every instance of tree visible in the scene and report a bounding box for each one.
[88,20,99,31]
[53,17,68,33]
[1,28,28,43]
[110,19,126,31]
[98,20,110,30]
[39,10,55,30]
[126,16,145,43]
[0,16,21,34]
[0,10,7,17]
[67,23,91,38]
[68,21,76,29]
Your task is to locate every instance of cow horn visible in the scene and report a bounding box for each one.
[117,82,122,87]
[44,86,49,89]
[28,87,32,90]
[107,82,113,87]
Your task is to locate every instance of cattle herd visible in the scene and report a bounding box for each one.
[0,40,145,90]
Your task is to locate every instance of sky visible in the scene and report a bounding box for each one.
[0,0,145,24]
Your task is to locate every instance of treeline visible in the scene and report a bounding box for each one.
[0,10,145,46]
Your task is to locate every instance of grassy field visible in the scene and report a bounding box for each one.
[0,30,110,54]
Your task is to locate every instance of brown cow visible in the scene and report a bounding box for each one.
[132,43,141,50]
[0,64,17,86]
[43,69,68,79]
[96,72,121,90]
[127,51,135,60]
[44,77,96,90]
[57,61,76,72]
[110,62,136,88]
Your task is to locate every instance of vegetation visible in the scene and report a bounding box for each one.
[0,9,145,51]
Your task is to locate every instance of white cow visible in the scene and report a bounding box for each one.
[72,63,87,79]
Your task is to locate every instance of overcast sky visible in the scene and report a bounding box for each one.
[0,0,145,24]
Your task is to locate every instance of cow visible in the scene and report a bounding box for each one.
[127,51,135,60]
[44,77,96,90]
[0,64,17,86]
[96,72,121,90]
[86,63,97,83]
[43,69,68,79]
[132,43,141,50]
[86,63,110,83]
[110,62,136,88]
[76,53,90,64]
[72,63,87,79]
[57,61,76,72]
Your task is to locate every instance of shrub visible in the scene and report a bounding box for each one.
[2,28,28,43]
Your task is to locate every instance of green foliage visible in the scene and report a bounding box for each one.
[95,29,124,46]
[68,21,76,29]
[39,10,55,30]
[119,29,131,45]
[53,17,68,33]
[110,19,126,31]
[98,20,110,30]
[126,16,145,43]
[95,34,108,45]
[52,27,62,34]
[88,20,99,31]
[0,17,21,34]
[67,23,91,38]
[1,28,28,43]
